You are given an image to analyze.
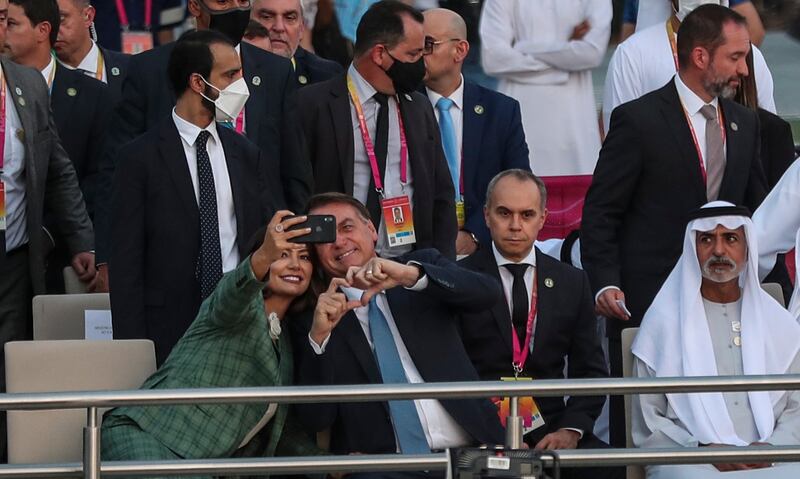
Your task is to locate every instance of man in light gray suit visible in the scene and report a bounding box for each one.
[0,0,94,458]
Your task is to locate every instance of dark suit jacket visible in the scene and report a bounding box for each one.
[457,246,607,444]
[293,46,342,88]
[98,46,130,105]
[50,65,113,219]
[299,74,458,258]
[581,80,767,338]
[757,108,796,188]
[109,117,276,364]
[95,41,309,263]
[294,249,505,454]
[0,58,93,294]
[455,81,530,243]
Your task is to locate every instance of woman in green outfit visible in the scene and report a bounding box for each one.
[102,211,323,470]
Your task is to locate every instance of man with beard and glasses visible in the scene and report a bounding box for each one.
[109,30,275,364]
[92,0,310,294]
[581,3,767,447]
[297,0,458,260]
[632,201,800,478]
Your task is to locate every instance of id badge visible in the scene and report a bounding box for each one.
[492,376,545,435]
[455,200,465,229]
[121,30,154,55]
[381,195,416,247]
[0,181,6,231]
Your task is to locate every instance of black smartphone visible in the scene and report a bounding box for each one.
[286,215,337,243]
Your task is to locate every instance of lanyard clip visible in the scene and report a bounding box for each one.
[512,362,523,378]
[375,187,385,199]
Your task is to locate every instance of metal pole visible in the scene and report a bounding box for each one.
[83,407,100,479]
[505,396,523,449]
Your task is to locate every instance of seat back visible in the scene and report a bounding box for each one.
[621,327,645,479]
[32,293,111,340]
[63,266,88,294]
[762,282,785,307]
[5,339,156,463]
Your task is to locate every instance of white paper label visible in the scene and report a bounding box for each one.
[84,310,113,340]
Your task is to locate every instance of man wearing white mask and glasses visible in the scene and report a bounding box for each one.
[632,201,800,478]
[601,0,775,134]
[109,29,277,364]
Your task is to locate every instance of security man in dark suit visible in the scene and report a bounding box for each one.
[54,0,130,105]
[109,30,277,364]
[92,0,309,293]
[581,4,767,446]
[250,0,342,87]
[458,170,622,479]
[422,8,530,256]
[299,1,457,260]
[295,193,504,474]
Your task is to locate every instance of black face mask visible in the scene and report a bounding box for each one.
[383,52,425,94]
[205,5,251,44]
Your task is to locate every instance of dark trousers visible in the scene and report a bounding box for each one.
[0,245,33,461]
[607,336,626,449]
[524,432,624,479]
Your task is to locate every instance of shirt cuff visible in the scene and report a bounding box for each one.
[561,427,584,440]
[308,333,331,354]
[404,261,429,291]
[594,285,621,302]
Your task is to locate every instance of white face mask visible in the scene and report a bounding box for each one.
[675,0,729,21]
[199,76,250,122]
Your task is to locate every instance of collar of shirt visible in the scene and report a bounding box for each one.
[425,74,465,112]
[347,63,379,106]
[674,72,719,117]
[74,41,101,73]
[171,108,222,149]
[491,242,537,268]
[40,55,56,85]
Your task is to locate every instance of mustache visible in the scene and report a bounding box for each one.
[703,255,737,271]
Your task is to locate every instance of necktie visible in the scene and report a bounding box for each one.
[367,296,429,454]
[195,130,223,299]
[435,97,459,196]
[503,264,530,343]
[700,104,725,201]
[366,93,389,230]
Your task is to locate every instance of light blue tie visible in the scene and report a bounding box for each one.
[367,296,430,454]
[435,97,460,197]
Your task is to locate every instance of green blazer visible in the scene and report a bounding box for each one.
[105,256,318,459]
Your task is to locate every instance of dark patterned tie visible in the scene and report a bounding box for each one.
[366,93,389,229]
[195,130,223,299]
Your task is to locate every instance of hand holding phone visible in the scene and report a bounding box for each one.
[287,215,337,243]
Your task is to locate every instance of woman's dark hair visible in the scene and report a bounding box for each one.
[245,225,324,315]
[733,49,758,110]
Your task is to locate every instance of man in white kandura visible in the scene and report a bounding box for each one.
[632,201,800,479]
[479,0,611,177]
[602,0,775,133]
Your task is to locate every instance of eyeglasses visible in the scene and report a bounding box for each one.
[423,37,462,55]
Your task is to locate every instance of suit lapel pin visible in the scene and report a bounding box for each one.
[252,76,261,86]
[403,93,412,101]
[15,129,24,142]
[67,88,77,97]
[111,67,120,76]
[544,278,554,288]
[298,74,308,85]
[730,122,738,131]
[17,97,25,107]
[14,87,22,96]
[474,104,485,115]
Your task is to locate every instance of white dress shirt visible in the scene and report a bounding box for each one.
[308,276,472,450]
[171,109,239,273]
[40,55,56,90]
[426,75,465,183]
[66,41,107,83]
[347,64,414,257]
[1,65,28,250]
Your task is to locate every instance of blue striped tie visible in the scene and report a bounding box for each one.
[367,296,430,454]
[435,97,459,197]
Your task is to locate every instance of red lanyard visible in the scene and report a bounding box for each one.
[667,20,726,185]
[511,268,538,376]
[115,0,152,29]
[346,75,408,196]
[0,72,6,171]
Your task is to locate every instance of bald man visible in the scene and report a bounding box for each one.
[422,8,530,256]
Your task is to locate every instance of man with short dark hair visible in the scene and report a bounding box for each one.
[299,0,457,260]
[295,192,504,470]
[457,170,621,479]
[109,29,276,364]
[250,0,342,87]
[242,18,271,51]
[581,3,767,447]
